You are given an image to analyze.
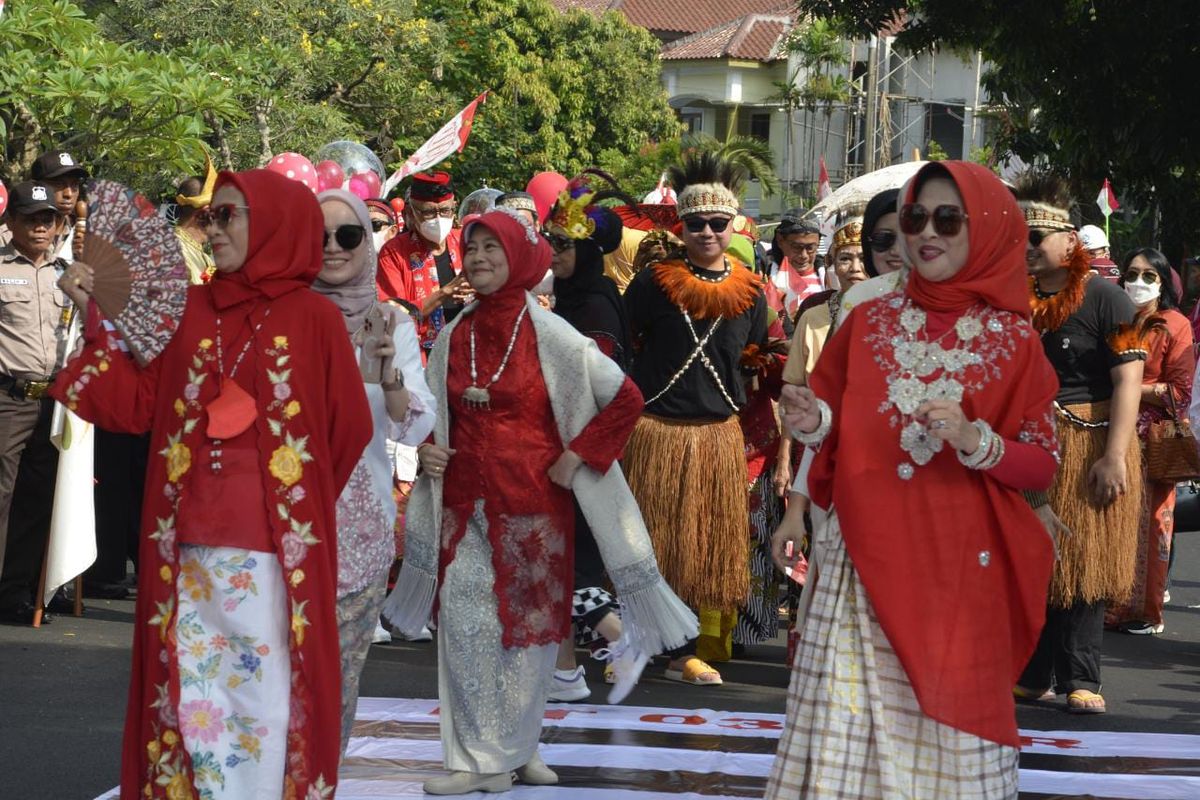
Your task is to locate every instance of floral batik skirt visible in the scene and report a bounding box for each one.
[764,513,1019,800]
[175,545,291,799]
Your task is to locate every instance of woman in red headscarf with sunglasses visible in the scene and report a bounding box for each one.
[768,162,1060,798]
[53,170,371,800]
[383,209,696,795]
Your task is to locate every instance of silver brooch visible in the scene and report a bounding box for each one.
[987,317,1004,333]
[900,421,943,465]
[897,463,915,480]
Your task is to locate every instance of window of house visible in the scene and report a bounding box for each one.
[679,109,704,135]
[736,111,772,143]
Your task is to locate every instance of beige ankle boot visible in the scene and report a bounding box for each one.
[515,751,558,785]
[423,770,513,795]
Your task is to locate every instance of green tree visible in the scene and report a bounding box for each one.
[0,0,240,189]
[797,0,1200,260]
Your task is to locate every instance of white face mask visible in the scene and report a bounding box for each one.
[372,229,391,253]
[419,217,453,246]
[1124,279,1161,307]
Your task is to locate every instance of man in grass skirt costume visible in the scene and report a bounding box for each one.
[1014,172,1146,714]
[622,153,768,685]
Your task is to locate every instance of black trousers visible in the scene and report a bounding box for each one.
[1019,600,1105,694]
[86,429,149,584]
[0,394,58,609]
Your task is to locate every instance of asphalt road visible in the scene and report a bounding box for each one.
[4,535,1199,799]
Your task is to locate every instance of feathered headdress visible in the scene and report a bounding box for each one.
[669,151,745,218]
[546,169,633,254]
[1014,171,1074,232]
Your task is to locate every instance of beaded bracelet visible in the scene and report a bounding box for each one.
[958,419,1005,470]
[792,398,832,446]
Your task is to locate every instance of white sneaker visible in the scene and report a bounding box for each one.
[606,636,650,705]
[399,624,433,642]
[1164,589,1171,603]
[372,621,392,644]
[548,666,591,702]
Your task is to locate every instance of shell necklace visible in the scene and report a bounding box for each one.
[463,304,528,410]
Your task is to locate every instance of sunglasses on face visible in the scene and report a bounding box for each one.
[324,224,366,250]
[1123,269,1160,285]
[683,216,731,234]
[370,219,391,233]
[1027,228,1067,248]
[784,240,819,255]
[21,210,61,228]
[198,204,249,230]
[867,230,898,252]
[898,203,968,237]
[543,233,575,253]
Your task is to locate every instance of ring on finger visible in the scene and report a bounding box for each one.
[932,420,947,430]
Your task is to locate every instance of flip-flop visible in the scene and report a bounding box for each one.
[664,657,723,685]
[1013,685,1056,702]
[1067,689,1106,714]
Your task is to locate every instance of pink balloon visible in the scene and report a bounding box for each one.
[316,160,345,191]
[525,171,568,224]
[360,170,382,199]
[347,174,372,200]
[0,181,7,218]
[268,152,319,194]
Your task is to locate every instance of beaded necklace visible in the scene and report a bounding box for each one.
[462,304,528,410]
[208,309,270,472]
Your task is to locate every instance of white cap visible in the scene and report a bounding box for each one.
[1078,224,1109,250]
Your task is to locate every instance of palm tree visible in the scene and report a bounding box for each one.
[681,132,781,197]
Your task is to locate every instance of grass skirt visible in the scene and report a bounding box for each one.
[623,414,749,612]
[1048,402,1142,608]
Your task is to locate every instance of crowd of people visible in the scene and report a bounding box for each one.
[0,142,1196,799]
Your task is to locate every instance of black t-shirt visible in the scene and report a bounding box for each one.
[434,249,462,322]
[1041,276,1140,404]
[624,266,768,421]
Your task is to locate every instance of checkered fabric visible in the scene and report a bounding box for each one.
[764,514,1019,799]
[571,587,620,656]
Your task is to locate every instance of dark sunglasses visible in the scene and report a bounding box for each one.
[370,219,390,233]
[898,204,968,237]
[1123,269,1160,284]
[20,210,61,227]
[543,233,575,253]
[683,216,731,234]
[1027,228,1068,247]
[324,224,366,250]
[867,230,898,252]
[198,204,249,230]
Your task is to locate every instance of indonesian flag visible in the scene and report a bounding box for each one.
[383,91,488,195]
[642,172,677,205]
[817,156,832,201]
[1096,178,1120,217]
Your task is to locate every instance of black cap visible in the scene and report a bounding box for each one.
[5,182,61,216]
[31,150,89,181]
[776,207,820,237]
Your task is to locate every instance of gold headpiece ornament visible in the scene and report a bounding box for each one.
[175,151,217,209]
[547,188,597,240]
[1014,171,1075,232]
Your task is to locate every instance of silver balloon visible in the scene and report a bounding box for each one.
[459,187,502,222]
[313,140,387,183]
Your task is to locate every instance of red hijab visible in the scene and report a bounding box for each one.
[904,161,1029,317]
[210,169,325,310]
[463,208,552,303]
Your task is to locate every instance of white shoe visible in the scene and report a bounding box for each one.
[1164,589,1171,603]
[547,666,590,702]
[372,621,392,644]
[423,770,512,795]
[515,752,558,785]
[399,624,433,642]
[606,636,650,704]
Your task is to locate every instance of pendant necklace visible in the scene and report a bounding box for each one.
[463,305,528,410]
[208,309,271,471]
[685,256,730,283]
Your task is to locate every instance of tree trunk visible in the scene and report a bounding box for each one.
[253,100,274,167]
[204,112,234,169]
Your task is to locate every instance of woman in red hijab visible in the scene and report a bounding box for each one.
[53,170,371,800]
[767,162,1060,798]
[383,209,696,795]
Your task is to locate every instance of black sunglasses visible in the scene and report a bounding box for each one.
[543,232,575,253]
[898,204,968,237]
[683,216,731,234]
[1123,269,1160,285]
[324,224,366,250]
[198,204,249,230]
[370,219,390,233]
[1027,228,1068,248]
[867,230,898,252]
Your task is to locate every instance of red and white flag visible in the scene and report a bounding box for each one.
[383,91,488,195]
[1096,178,1120,217]
[817,156,832,201]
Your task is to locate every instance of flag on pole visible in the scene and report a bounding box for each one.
[383,91,488,195]
[1096,179,1120,217]
[817,156,832,201]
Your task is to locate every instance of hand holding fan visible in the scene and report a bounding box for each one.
[80,180,190,364]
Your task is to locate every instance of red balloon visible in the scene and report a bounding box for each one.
[390,198,405,215]
[361,170,382,199]
[267,152,319,193]
[0,181,7,218]
[348,174,372,200]
[316,160,345,192]
[525,171,568,224]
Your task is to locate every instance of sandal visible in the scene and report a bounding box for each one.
[664,657,723,685]
[1013,685,1056,702]
[1067,689,1106,714]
